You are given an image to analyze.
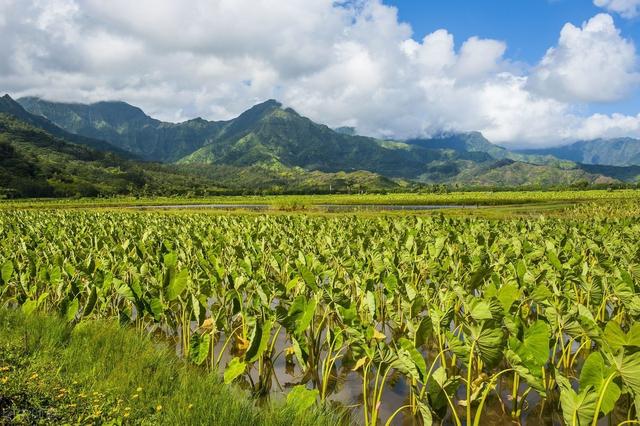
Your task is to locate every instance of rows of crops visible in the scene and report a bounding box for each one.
[1,204,640,425]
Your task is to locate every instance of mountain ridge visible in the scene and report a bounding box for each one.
[14,95,640,187]
[517,138,640,167]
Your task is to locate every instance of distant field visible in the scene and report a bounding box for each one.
[2,188,640,210]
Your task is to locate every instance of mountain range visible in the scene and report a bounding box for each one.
[1,93,640,198]
[517,139,640,167]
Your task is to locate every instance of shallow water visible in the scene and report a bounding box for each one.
[132,204,478,212]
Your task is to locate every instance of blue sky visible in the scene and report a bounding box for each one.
[386,0,638,61]
[385,0,640,115]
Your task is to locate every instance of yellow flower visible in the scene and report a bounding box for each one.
[124,413,130,418]
[29,373,39,380]
[136,387,143,392]
[0,366,9,372]
[132,394,139,399]
[155,405,162,412]
[1,377,8,384]
[188,404,193,409]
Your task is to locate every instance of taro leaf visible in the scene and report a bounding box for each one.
[627,324,640,347]
[445,331,470,362]
[512,320,549,370]
[190,333,211,366]
[149,298,164,319]
[366,291,376,321]
[505,349,545,393]
[547,251,563,271]
[415,316,433,348]
[473,325,505,367]
[49,266,61,284]
[516,260,527,283]
[1,261,13,284]
[531,284,553,304]
[428,236,447,259]
[246,319,273,363]
[468,265,491,291]
[289,296,316,336]
[21,299,37,315]
[556,374,597,426]
[224,357,246,384]
[164,252,177,268]
[497,282,520,313]
[405,281,417,302]
[167,268,189,301]
[384,274,398,293]
[338,303,357,326]
[576,305,601,341]
[503,314,521,336]
[468,299,493,321]
[416,399,433,426]
[65,298,79,322]
[299,266,317,291]
[603,321,640,353]
[617,352,640,396]
[82,287,98,317]
[397,337,427,381]
[286,385,318,411]
[352,356,368,371]
[579,352,620,415]
[427,366,459,411]
[292,336,308,365]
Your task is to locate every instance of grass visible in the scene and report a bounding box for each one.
[0,309,343,425]
[2,188,640,210]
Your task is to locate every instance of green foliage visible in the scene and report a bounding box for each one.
[1,193,640,424]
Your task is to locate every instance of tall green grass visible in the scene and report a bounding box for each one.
[0,309,344,425]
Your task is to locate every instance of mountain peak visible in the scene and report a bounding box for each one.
[243,99,283,115]
[260,99,282,108]
[0,94,30,116]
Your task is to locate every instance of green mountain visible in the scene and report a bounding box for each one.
[1,96,409,198]
[517,138,640,167]
[20,97,493,179]
[406,132,572,166]
[16,96,631,188]
[177,100,493,179]
[17,97,225,162]
[577,164,640,183]
[1,95,131,157]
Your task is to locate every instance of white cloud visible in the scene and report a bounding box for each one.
[594,0,640,18]
[0,0,639,147]
[529,14,639,103]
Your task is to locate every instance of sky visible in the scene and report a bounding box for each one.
[1,0,640,147]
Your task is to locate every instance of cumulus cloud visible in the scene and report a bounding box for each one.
[529,14,639,103]
[0,0,639,147]
[594,0,640,18]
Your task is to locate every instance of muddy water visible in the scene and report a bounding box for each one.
[175,326,593,426]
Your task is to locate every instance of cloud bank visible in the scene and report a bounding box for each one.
[594,0,640,18]
[0,0,639,147]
